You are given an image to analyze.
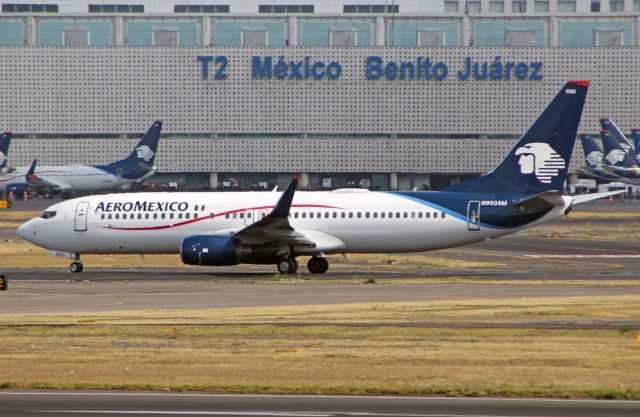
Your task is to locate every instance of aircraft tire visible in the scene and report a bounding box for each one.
[277,258,297,274]
[307,256,329,274]
[70,262,83,273]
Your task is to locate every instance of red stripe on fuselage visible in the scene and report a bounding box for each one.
[99,204,343,231]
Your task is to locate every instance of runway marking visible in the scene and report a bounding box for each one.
[3,391,639,405]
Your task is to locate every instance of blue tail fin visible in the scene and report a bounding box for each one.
[103,120,162,180]
[580,133,606,169]
[601,130,638,168]
[445,81,589,194]
[630,128,640,164]
[0,131,12,170]
[600,118,634,155]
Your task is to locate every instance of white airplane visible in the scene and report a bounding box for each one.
[18,81,619,274]
[0,121,162,197]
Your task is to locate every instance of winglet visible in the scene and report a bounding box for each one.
[269,177,298,218]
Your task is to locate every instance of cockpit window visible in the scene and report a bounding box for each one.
[40,210,57,219]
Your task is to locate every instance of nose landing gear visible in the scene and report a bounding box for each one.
[70,254,83,273]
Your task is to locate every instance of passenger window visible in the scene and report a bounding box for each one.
[101,213,105,219]
[325,212,329,218]
[381,212,385,218]
[395,212,400,218]
[442,212,446,218]
[138,213,142,219]
[170,213,174,219]
[373,212,377,218]
[310,213,314,219]
[433,212,437,218]
[232,213,237,219]
[153,213,158,219]
[123,214,128,219]
[341,212,346,218]
[411,212,415,218]
[426,212,430,218]
[302,212,306,218]
[357,212,362,218]
[389,212,393,218]
[418,212,422,218]
[403,213,408,218]
[239,212,244,219]
[317,212,321,218]
[294,212,299,218]
[161,213,166,219]
[333,212,337,218]
[115,213,120,219]
[178,213,183,219]
[247,212,252,218]
[365,212,370,218]
[186,213,191,219]
[108,213,112,220]
[145,213,150,219]
[225,213,229,219]
[349,212,353,218]
[210,213,215,219]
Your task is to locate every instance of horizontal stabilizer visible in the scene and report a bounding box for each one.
[572,190,625,205]
[513,190,564,211]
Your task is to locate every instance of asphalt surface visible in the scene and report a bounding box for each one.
[1,391,639,417]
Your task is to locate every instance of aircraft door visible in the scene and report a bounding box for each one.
[74,201,90,232]
[467,201,480,231]
[243,209,269,226]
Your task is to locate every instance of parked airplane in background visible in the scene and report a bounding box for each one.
[18,81,620,274]
[580,133,622,182]
[631,128,640,164]
[0,121,162,197]
[600,117,634,154]
[0,131,13,174]
[599,129,640,184]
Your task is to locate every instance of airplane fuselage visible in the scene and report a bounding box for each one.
[0,164,153,193]
[18,190,571,256]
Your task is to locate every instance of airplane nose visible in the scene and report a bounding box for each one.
[17,219,35,242]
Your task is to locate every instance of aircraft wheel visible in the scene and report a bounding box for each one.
[307,256,329,274]
[70,262,83,273]
[277,258,297,274]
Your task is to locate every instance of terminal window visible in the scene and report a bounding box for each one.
[506,29,535,46]
[174,5,229,13]
[89,4,144,13]
[466,1,481,13]
[241,29,268,46]
[444,1,459,12]
[343,5,399,13]
[153,29,178,46]
[417,30,445,47]
[259,5,314,13]
[595,29,623,46]
[64,28,89,46]
[2,4,58,12]
[330,28,357,46]
[534,0,550,12]
[511,0,526,12]
[489,1,504,12]
[609,0,624,11]
[635,0,640,11]
[591,0,601,11]
[557,0,577,12]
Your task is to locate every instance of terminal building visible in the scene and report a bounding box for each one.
[1,0,640,190]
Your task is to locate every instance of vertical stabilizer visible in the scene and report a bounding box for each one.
[580,133,606,169]
[0,131,11,170]
[600,118,634,154]
[601,130,638,168]
[630,128,640,164]
[103,120,162,180]
[445,81,589,194]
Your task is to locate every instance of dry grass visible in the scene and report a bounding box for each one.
[568,210,640,219]
[0,210,39,229]
[1,296,640,398]
[527,222,640,241]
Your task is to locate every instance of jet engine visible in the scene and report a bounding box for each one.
[7,183,29,196]
[181,235,242,266]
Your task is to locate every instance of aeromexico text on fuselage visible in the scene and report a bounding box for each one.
[95,201,192,212]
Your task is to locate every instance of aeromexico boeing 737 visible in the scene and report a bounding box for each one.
[0,121,162,196]
[18,81,618,274]
[580,133,623,182]
[599,129,640,184]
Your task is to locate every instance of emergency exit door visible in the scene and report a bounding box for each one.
[467,201,480,231]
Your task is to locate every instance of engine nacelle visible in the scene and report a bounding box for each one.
[7,183,29,195]
[180,235,242,266]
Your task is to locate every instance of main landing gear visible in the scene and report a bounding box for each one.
[277,258,298,274]
[70,254,83,273]
[275,256,329,274]
[307,256,329,274]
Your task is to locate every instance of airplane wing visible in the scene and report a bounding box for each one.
[232,177,315,246]
[25,160,72,193]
